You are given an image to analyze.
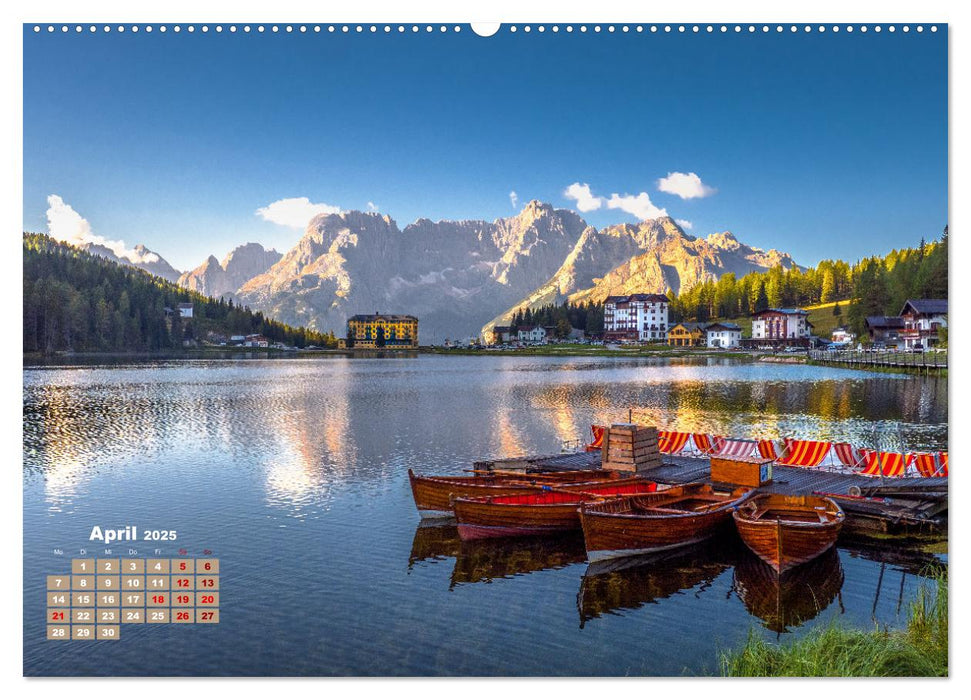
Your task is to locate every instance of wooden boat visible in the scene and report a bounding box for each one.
[452,479,661,540]
[407,468,626,518]
[579,483,754,563]
[732,494,844,573]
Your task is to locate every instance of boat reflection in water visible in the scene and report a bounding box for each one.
[408,521,462,568]
[732,547,844,634]
[577,538,734,628]
[408,521,587,587]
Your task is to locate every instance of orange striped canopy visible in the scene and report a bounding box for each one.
[914,452,947,477]
[860,450,914,477]
[693,433,716,454]
[757,439,780,460]
[586,425,605,451]
[658,431,691,455]
[776,439,833,467]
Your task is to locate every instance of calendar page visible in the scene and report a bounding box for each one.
[20,9,949,682]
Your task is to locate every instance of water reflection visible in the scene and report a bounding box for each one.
[408,522,587,587]
[451,533,586,588]
[732,548,844,634]
[409,522,462,567]
[577,539,733,628]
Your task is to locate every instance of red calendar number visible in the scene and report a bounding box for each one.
[152,594,166,604]
[200,611,215,621]
[200,578,215,588]
[200,595,215,604]
[176,611,190,621]
[176,578,190,588]
[50,611,64,621]
[176,594,191,605]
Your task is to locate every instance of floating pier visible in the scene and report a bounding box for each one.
[473,450,947,538]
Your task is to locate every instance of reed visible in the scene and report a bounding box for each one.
[720,565,947,677]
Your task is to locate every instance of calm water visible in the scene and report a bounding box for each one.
[23,355,947,676]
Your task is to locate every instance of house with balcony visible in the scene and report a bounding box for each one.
[898,299,947,349]
[748,308,812,348]
[603,293,669,343]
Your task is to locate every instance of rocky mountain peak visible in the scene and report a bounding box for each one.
[705,231,742,251]
[79,242,181,282]
[179,242,283,301]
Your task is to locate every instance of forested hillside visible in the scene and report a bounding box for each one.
[669,229,947,335]
[24,233,338,354]
[505,230,947,340]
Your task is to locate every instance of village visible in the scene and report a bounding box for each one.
[466,294,948,354]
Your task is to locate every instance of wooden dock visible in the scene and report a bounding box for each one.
[809,349,947,372]
[474,450,947,538]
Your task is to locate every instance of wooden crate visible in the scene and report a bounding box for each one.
[710,456,773,488]
[602,424,661,473]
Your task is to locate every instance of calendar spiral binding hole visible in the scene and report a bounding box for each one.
[32,24,941,35]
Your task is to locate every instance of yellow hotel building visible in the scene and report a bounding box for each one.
[346,313,419,348]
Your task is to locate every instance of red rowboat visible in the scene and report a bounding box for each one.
[579,483,754,563]
[732,494,845,573]
[407,468,627,518]
[452,479,661,540]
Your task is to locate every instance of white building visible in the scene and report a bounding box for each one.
[178,303,194,319]
[517,326,547,343]
[604,294,670,342]
[705,323,743,348]
[831,327,856,344]
[243,334,269,348]
[751,308,811,342]
[899,299,947,349]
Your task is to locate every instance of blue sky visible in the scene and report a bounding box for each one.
[23,24,947,271]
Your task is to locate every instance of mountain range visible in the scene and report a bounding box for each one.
[77,201,800,342]
[77,242,182,283]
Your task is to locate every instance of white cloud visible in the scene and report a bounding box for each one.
[509,190,519,209]
[367,201,379,212]
[563,182,603,212]
[676,218,693,230]
[45,194,159,263]
[657,171,716,199]
[606,192,668,221]
[255,197,342,229]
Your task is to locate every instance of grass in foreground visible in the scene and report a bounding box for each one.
[720,566,947,677]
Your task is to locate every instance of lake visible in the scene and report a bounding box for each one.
[22,355,947,676]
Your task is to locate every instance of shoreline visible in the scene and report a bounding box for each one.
[22,346,943,376]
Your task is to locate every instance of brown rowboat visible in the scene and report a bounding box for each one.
[579,483,754,563]
[407,468,626,518]
[452,479,661,540]
[732,494,844,573]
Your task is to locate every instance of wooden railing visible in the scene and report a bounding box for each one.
[809,349,947,370]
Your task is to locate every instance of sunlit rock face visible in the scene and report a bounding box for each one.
[178,243,282,301]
